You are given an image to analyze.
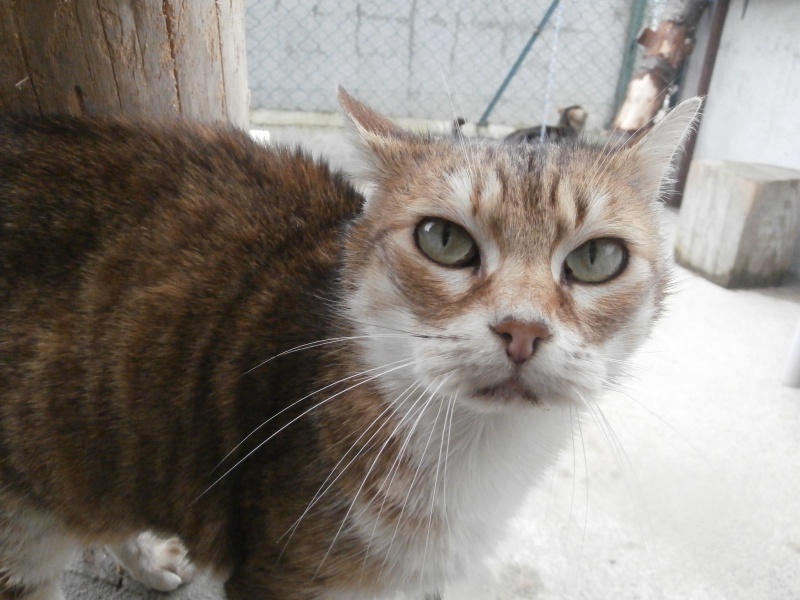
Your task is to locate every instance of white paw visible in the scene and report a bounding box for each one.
[108,531,196,592]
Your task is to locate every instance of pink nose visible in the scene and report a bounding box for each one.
[492,318,551,364]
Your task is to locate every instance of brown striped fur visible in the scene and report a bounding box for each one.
[0,90,700,599]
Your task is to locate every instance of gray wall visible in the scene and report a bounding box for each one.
[689,0,800,171]
[678,0,800,277]
[246,0,637,129]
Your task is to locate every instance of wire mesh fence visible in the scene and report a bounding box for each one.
[245,0,663,132]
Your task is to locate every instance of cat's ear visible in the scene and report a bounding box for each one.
[337,86,415,193]
[337,86,406,141]
[626,97,703,195]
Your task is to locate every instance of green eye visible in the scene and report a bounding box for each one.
[415,218,478,267]
[564,238,628,284]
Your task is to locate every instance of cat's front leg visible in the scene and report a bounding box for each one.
[107,531,195,592]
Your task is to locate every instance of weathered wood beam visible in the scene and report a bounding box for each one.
[0,0,247,127]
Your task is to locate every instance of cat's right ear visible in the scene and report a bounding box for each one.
[338,86,406,141]
[624,97,703,197]
[337,87,412,191]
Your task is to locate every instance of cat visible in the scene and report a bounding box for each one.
[0,87,700,600]
[504,105,588,144]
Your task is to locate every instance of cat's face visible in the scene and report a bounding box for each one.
[339,89,699,414]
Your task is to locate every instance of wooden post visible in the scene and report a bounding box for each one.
[0,0,248,128]
[668,0,730,206]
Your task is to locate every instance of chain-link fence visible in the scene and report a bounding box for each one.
[245,0,663,131]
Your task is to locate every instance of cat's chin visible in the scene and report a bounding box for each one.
[463,379,553,413]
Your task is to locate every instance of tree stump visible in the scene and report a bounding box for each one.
[0,0,248,127]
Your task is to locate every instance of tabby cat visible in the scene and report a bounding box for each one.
[0,88,700,600]
[504,105,588,144]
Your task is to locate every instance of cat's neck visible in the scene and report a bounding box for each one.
[326,379,569,595]
[392,391,567,514]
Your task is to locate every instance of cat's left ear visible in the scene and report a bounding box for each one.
[625,97,703,195]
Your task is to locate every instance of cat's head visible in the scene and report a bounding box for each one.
[338,88,700,414]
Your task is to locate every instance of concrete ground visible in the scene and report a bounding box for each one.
[64,127,800,599]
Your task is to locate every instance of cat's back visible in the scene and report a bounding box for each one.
[0,115,364,396]
[0,115,360,290]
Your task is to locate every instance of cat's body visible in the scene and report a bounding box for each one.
[505,105,588,144]
[0,89,700,600]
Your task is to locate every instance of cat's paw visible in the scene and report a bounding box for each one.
[108,531,196,592]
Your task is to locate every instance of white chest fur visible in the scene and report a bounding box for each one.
[346,402,568,598]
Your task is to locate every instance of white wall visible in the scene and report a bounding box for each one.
[245,0,635,128]
[679,0,800,277]
[691,0,800,171]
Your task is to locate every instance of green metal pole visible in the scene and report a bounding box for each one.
[477,0,560,126]
[612,0,648,122]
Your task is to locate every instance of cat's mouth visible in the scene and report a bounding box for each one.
[473,379,539,404]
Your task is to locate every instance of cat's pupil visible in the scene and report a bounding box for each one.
[588,240,597,264]
[441,222,451,247]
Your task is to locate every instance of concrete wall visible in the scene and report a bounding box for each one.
[679,0,800,277]
[245,0,636,129]
[690,0,800,171]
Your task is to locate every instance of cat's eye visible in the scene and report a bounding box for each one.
[415,218,478,267]
[564,238,628,284]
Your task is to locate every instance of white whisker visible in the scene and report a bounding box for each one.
[280,378,424,550]
[356,379,441,585]
[377,373,455,580]
[241,334,435,378]
[214,355,418,474]
[439,65,478,176]
[566,404,577,547]
[196,357,424,503]
[600,377,711,464]
[575,390,669,598]
[318,372,454,579]
[441,393,456,538]
[418,387,451,596]
[575,408,589,565]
